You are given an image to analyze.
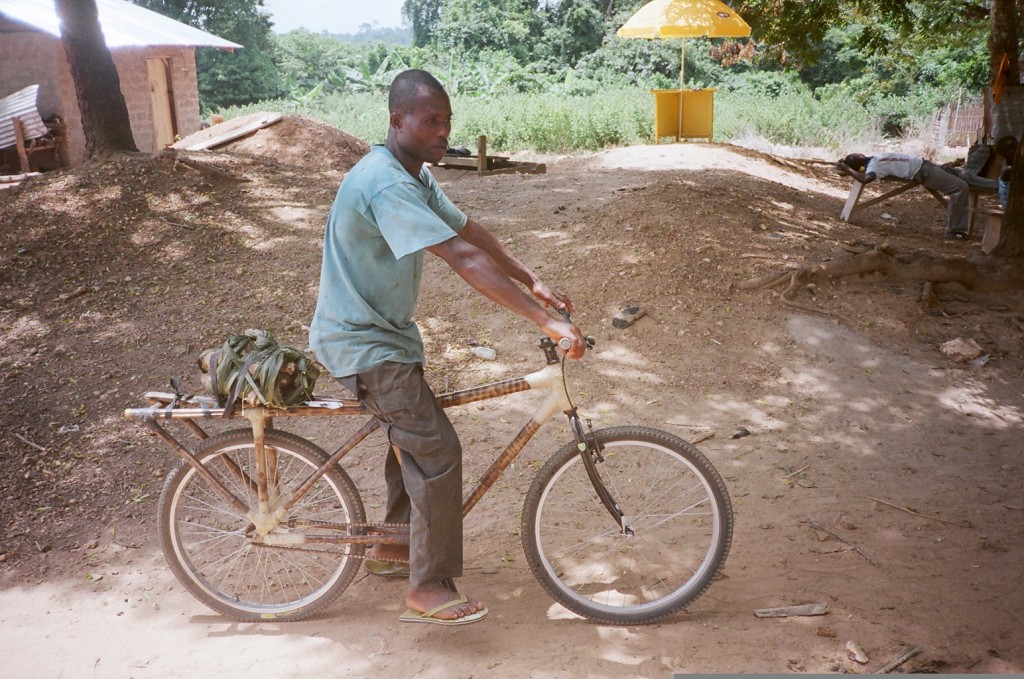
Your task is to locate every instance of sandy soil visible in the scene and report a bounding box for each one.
[1,116,1023,677]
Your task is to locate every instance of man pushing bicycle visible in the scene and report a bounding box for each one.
[309,69,586,626]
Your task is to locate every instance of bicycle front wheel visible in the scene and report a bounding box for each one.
[158,428,365,622]
[523,426,732,625]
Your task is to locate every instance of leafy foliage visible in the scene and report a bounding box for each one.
[149,0,1007,152]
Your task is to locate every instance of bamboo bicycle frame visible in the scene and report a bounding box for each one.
[125,357,575,546]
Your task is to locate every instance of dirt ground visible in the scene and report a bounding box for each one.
[1,115,1023,677]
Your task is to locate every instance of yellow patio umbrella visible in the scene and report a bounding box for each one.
[617,0,752,89]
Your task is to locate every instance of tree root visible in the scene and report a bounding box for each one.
[738,243,1024,318]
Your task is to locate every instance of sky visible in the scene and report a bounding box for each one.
[261,0,406,34]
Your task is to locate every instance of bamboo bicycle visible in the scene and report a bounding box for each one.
[125,328,733,626]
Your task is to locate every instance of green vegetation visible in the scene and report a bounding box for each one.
[225,88,653,151]
[134,0,1001,153]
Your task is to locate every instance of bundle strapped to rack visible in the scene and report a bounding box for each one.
[197,329,320,417]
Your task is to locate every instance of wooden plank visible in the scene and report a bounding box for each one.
[843,179,923,218]
[12,116,30,173]
[172,112,283,151]
[0,171,41,183]
[839,180,864,221]
[436,156,481,169]
[435,155,510,169]
[479,162,546,176]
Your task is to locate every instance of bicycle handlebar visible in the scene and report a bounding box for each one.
[556,308,595,351]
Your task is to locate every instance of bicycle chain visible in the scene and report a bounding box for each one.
[254,520,410,563]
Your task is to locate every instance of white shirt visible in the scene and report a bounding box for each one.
[865,154,924,181]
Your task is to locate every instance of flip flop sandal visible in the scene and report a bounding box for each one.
[363,558,410,578]
[399,594,489,626]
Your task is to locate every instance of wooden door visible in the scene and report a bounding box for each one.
[147,57,177,150]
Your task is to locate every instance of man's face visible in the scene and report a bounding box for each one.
[391,86,452,166]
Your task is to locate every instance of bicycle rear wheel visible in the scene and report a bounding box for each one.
[522,426,732,625]
[158,428,365,622]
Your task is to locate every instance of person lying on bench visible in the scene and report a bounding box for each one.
[837,153,972,241]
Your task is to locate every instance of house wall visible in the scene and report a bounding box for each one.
[1,19,204,165]
[0,19,64,118]
[111,46,203,155]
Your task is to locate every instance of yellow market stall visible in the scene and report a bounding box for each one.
[618,0,751,143]
[650,87,716,142]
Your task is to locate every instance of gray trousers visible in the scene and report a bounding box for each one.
[918,161,970,236]
[340,362,463,588]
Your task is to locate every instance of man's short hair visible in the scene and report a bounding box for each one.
[389,69,446,114]
[995,135,1018,162]
[842,154,868,172]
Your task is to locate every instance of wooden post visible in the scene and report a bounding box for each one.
[477,135,487,172]
[12,116,31,174]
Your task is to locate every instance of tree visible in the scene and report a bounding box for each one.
[990,0,1021,84]
[55,0,139,159]
[984,0,1022,256]
[132,0,284,110]
[403,0,444,47]
[431,0,543,62]
[540,0,605,66]
[734,0,990,66]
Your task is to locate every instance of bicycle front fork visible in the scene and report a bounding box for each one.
[566,409,634,536]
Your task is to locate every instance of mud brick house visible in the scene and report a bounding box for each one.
[0,0,240,168]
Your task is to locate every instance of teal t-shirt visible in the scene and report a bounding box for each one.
[309,146,468,377]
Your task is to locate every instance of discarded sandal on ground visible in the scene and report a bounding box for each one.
[399,594,489,626]
[363,558,409,578]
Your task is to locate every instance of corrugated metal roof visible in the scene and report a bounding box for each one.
[0,84,48,151]
[0,0,242,49]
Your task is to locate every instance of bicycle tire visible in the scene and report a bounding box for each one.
[158,428,365,622]
[522,425,733,625]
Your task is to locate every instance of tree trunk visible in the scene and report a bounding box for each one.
[990,0,1021,85]
[991,139,1024,256]
[55,0,138,159]
[988,0,1023,256]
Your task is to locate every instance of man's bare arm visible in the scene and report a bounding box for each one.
[457,219,573,313]
[427,236,585,358]
[837,161,875,185]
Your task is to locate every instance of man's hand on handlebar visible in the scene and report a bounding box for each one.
[541,310,586,360]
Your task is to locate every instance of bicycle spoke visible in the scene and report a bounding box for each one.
[159,429,365,621]
[524,427,732,625]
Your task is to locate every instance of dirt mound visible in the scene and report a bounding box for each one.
[214,114,369,172]
[1,142,1023,674]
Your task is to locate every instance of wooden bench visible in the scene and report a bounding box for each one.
[0,84,65,174]
[839,175,999,235]
[433,135,546,175]
[979,207,1006,254]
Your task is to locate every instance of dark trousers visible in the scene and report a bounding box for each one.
[339,361,463,588]
[919,161,970,236]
